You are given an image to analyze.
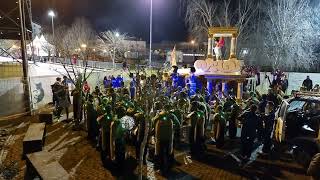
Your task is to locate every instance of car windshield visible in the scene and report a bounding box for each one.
[287,100,306,112]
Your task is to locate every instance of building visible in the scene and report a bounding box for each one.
[123,37,146,60]
[151,41,206,65]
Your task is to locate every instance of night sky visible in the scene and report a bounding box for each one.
[31,0,189,42]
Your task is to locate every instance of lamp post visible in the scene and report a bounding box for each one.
[48,10,55,61]
[149,0,153,68]
[191,40,195,61]
[81,44,87,66]
[113,32,119,69]
[48,10,55,38]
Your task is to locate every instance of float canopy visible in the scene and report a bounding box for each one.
[208,27,238,38]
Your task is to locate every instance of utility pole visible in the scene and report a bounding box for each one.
[149,0,153,68]
[19,0,31,114]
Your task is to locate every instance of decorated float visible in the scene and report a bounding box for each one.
[177,27,258,99]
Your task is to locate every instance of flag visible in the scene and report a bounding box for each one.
[171,45,177,67]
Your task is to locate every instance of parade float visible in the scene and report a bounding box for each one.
[194,27,257,99]
[175,27,257,100]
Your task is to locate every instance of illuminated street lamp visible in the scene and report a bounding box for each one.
[48,10,56,40]
[191,40,196,61]
[48,10,56,61]
[81,44,87,49]
[12,44,19,49]
[149,0,153,68]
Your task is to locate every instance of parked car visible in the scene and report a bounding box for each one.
[273,91,320,168]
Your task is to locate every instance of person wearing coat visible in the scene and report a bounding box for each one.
[303,76,313,91]
[262,101,275,153]
[308,153,320,180]
[187,101,206,154]
[229,100,240,139]
[212,105,226,148]
[56,83,71,121]
[239,104,260,159]
[86,94,99,143]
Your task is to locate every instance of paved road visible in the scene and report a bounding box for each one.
[0,116,310,180]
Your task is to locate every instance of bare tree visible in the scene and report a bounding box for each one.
[183,0,217,41]
[50,18,96,129]
[0,40,21,59]
[263,0,318,69]
[50,25,68,59]
[97,30,129,67]
[0,40,17,49]
[42,34,55,62]
[182,0,258,43]
[61,18,95,61]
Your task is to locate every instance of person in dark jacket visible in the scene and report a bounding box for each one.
[262,101,275,153]
[240,104,260,159]
[258,94,268,114]
[87,94,99,142]
[257,94,268,142]
[228,99,240,139]
[71,87,82,129]
[303,76,313,91]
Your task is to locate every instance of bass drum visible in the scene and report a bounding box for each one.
[120,116,135,131]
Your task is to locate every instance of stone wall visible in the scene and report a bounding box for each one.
[2,70,320,118]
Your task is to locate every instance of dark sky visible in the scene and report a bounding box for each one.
[31,0,189,43]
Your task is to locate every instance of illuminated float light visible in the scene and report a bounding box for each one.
[183,54,205,57]
[177,68,190,75]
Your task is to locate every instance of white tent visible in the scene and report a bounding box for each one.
[27,35,54,57]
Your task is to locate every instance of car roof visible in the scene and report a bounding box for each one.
[289,96,320,102]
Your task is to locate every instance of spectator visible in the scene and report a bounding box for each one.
[262,101,275,153]
[56,83,71,121]
[240,104,260,159]
[71,87,82,128]
[83,81,91,93]
[258,94,268,114]
[62,76,71,102]
[62,76,69,86]
[282,75,289,93]
[103,76,111,89]
[307,153,320,180]
[313,84,320,92]
[303,76,313,91]
[51,77,62,109]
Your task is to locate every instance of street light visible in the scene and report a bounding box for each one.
[149,0,153,68]
[48,10,56,61]
[191,40,196,61]
[112,32,120,69]
[81,44,87,49]
[48,10,56,38]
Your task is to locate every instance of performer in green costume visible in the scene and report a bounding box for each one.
[152,107,179,173]
[212,105,226,148]
[187,101,206,155]
[97,104,113,165]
